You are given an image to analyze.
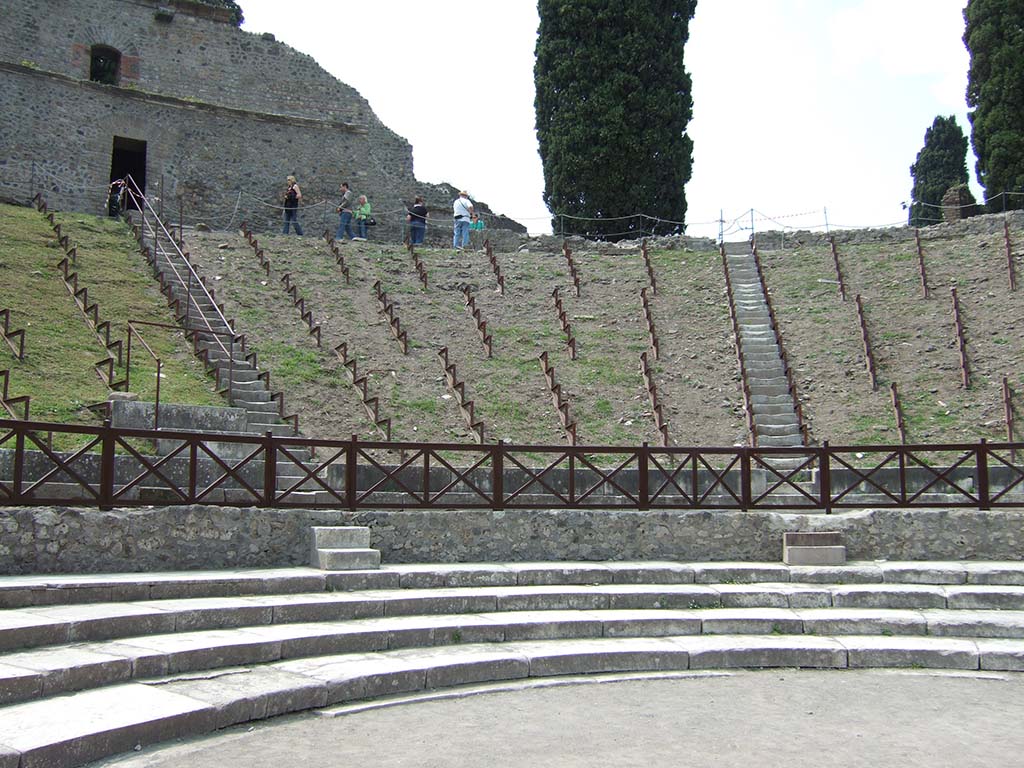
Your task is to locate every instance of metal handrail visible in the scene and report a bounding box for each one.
[121,177,237,349]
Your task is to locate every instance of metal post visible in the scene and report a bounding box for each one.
[99,419,115,510]
[824,207,830,236]
[977,438,990,511]
[819,441,832,514]
[638,442,649,511]
[263,430,276,507]
[492,440,504,511]
[346,433,358,511]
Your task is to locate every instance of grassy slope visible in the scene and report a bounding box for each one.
[2,198,1021,449]
[0,204,220,426]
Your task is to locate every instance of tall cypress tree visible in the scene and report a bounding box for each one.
[535,1,697,240]
[908,115,969,226]
[964,0,1024,211]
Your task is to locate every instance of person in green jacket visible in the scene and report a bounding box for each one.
[354,195,371,240]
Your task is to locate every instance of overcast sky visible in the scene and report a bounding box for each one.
[238,0,977,239]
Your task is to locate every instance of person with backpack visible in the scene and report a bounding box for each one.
[452,190,473,250]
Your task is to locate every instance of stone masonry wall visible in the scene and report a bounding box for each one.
[0,0,519,235]
[0,505,1021,575]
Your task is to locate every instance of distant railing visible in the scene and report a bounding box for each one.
[1,418,1022,512]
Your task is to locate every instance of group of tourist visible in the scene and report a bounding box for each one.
[280,174,484,248]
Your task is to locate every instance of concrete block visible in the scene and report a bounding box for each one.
[840,636,978,669]
[315,548,381,571]
[682,634,847,669]
[0,682,216,768]
[783,545,846,566]
[402,646,530,689]
[521,637,690,676]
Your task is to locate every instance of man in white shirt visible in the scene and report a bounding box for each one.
[452,190,474,250]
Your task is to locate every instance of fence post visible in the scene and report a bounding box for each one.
[638,442,649,511]
[99,419,115,511]
[263,431,276,507]
[13,426,25,501]
[820,440,832,514]
[346,433,358,511]
[977,438,990,511]
[493,441,504,511]
[741,448,752,511]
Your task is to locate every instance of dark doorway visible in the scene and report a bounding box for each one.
[109,136,146,209]
[90,45,121,85]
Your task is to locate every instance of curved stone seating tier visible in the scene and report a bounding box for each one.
[1,561,1024,768]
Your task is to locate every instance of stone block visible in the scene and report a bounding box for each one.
[0,662,43,705]
[693,563,790,583]
[840,636,978,669]
[311,526,371,549]
[714,585,790,609]
[489,611,602,642]
[0,683,217,768]
[0,744,19,768]
[494,588,607,612]
[604,585,720,610]
[606,562,696,584]
[325,570,401,591]
[683,634,847,669]
[522,637,690,676]
[877,562,966,584]
[315,548,381,571]
[831,585,946,609]
[265,594,384,623]
[158,667,329,729]
[787,564,883,584]
[598,610,702,638]
[944,586,1024,611]
[509,563,615,586]
[976,639,1024,671]
[783,545,846,566]
[797,608,927,636]
[0,611,68,652]
[119,629,283,674]
[925,609,1024,638]
[783,531,843,548]
[965,563,1024,586]
[3,646,133,696]
[700,608,802,635]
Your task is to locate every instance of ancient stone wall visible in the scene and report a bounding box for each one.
[0,0,519,234]
[0,505,1021,574]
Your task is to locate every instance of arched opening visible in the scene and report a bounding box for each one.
[90,45,121,85]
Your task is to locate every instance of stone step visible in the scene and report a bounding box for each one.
[756,434,805,447]
[314,548,382,571]
[4,605,1024,710]
[312,527,371,549]
[5,632,1022,768]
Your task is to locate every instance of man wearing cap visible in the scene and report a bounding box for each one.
[452,190,474,250]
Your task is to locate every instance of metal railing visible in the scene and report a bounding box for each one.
[2,418,1022,512]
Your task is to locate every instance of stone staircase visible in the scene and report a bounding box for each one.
[134,218,297,440]
[723,244,803,448]
[1,559,1024,767]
